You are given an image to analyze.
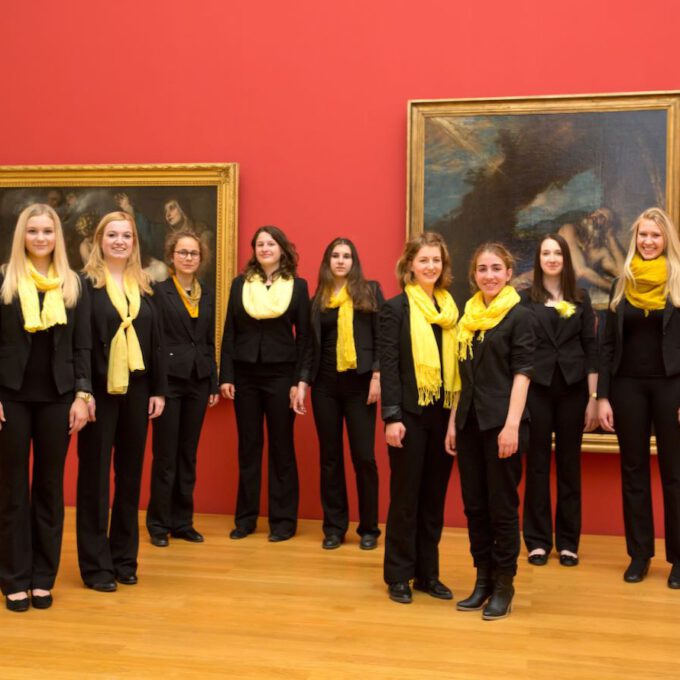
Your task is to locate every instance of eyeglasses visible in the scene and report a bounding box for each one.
[175,250,201,259]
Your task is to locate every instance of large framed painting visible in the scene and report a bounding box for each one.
[408,91,680,452]
[0,163,238,355]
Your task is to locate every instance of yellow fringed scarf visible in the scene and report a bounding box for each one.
[405,283,460,408]
[105,268,145,394]
[625,253,667,316]
[18,262,67,332]
[242,276,294,319]
[172,275,201,319]
[326,285,357,372]
[457,285,520,360]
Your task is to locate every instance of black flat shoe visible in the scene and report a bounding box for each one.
[359,534,378,550]
[150,533,169,547]
[171,528,204,543]
[268,533,293,543]
[115,574,138,586]
[31,593,53,609]
[388,582,412,604]
[6,594,29,612]
[322,535,343,550]
[559,553,579,567]
[413,577,453,600]
[624,558,650,583]
[86,580,117,592]
[668,563,680,589]
[528,551,549,566]
[229,528,251,540]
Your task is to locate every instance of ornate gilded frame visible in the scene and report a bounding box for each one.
[0,163,238,357]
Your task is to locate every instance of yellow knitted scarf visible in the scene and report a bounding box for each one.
[405,283,460,408]
[457,285,520,360]
[242,275,294,319]
[172,275,201,319]
[625,253,667,315]
[105,268,145,394]
[327,284,357,372]
[18,262,67,332]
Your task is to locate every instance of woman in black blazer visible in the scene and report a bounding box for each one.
[0,204,91,612]
[521,234,598,568]
[449,243,535,620]
[76,211,166,592]
[598,207,680,589]
[379,232,460,605]
[146,231,219,547]
[220,226,309,542]
[296,237,383,550]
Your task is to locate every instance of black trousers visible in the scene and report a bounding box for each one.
[0,401,70,595]
[233,362,299,537]
[311,371,379,538]
[523,371,587,553]
[76,377,150,584]
[383,404,453,584]
[457,412,526,574]
[610,374,680,564]
[147,376,210,536]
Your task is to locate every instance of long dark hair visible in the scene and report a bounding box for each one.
[312,237,376,313]
[243,225,298,281]
[529,233,583,303]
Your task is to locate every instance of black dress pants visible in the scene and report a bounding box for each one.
[610,374,680,563]
[457,411,526,574]
[0,401,70,595]
[147,376,210,536]
[233,362,299,537]
[383,404,453,584]
[523,372,587,553]
[76,377,151,584]
[311,371,379,539]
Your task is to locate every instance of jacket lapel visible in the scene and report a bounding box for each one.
[663,296,674,331]
[534,302,558,347]
[167,282,196,340]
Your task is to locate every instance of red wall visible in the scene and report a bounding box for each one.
[2,0,676,535]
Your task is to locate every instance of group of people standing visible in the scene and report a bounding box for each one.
[1,204,679,620]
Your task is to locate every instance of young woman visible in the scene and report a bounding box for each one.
[521,234,598,567]
[219,226,309,542]
[379,232,460,604]
[296,238,383,550]
[598,207,680,589]
[0,204,91,612]
[146,231,219,547]
[77,211,166,592]
[448,243,535,620]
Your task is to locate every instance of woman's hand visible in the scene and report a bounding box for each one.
[385,422,406,448]
[148,396,165,419]
[0,401,5,431]
[87,397,97,422]
[69,398,89,434]
[497,424,519,458]
[367,372,381,405]
[208,393,220,407]
[584,397,599,432]
[220,383,235,399]
[598,398,615,432]
[292,382,308,415]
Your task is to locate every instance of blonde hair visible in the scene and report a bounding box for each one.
[611,207,680,310]
[1,203,81,307]
[83,211,153,294]
[395,231,452,289]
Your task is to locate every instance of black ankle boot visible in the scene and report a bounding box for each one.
[482,571,514,620]
[456,566,493,611]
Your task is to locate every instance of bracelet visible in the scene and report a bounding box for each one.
[76,391,92,404]
[589,392,597,400]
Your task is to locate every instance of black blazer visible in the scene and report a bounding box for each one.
[0,273,92,395]
[152,278,218,392]
[86,279,167,396]
[219,275,310,385]
[300,281,384,384]
[519,288,598,387]
[455,303,535,432]
[597,285,680,399]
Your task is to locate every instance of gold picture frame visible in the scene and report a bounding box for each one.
[0,163,238,357]
[408,91,680,453]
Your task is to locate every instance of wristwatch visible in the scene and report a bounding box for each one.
[590,392,598,400]
[76,391,93,404]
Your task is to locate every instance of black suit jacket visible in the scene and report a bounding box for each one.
[300,281,384,384]
[86,279,167,396]
[598,285,680,399]
[152,278,218,392]
[519,288,598,387]
[455,303,535,432]
[0,273,92,395]
[219,275,310,385]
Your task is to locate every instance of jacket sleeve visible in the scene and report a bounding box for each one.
[73,275,93,393]
[379,299,403,423]
[371,281,385,372]
[298,301,316,385]
[597,283,618,399]
[292,279,311,384]
[207,288,219,393]
[149,293,168,397]
[580,290,598,374]
[218,278,238,385]
[510,305,535,377]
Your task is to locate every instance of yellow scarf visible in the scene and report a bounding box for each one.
[405,283,460,408]
[242,275,294,319]
[625,253,667,315]
[17,262,67,333]
[326,285,357,372]
[172,275,201,319]
[458,285,520,360]
[105,268,145,394]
